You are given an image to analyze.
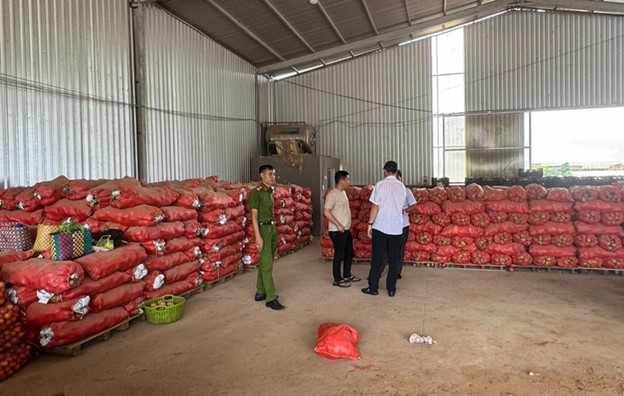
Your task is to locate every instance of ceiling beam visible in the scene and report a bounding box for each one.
[404,0,412,24]
[259,0,515,74]
[360,0,379,34]
[519,0,624,14]
[261,0,315,53]
[201,0,285,61]
[317,1,347,44]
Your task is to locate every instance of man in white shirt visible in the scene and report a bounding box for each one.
[324,171,360,288]
[362,161,406,297]
[396,170,417,279]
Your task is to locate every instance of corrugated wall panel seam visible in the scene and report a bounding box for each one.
[0,0,134,188]
[142,5,257,183]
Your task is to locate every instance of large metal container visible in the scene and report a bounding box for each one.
[250,155,342,236]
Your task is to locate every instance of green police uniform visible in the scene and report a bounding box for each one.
[248,182,278,302]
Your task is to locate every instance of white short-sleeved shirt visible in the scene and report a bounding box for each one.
[369,176,406,235]
[324,189,351,232]
[403,188,417,227]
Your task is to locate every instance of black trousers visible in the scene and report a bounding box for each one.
[368,229,403,292]
[329,230,354,282]
[397,225,410,276]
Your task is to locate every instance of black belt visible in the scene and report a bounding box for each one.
[259,220,275,226]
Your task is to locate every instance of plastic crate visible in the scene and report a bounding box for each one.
[143,294,186,325]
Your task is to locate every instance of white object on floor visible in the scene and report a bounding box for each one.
[409,333,437,344]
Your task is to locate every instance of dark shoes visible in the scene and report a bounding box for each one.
[397,274,402,280]
[361,287,379,296]
[388,290,396,297]
[266,299,285,310]
[254,293,266,301]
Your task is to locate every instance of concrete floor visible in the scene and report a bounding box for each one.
[3,240,624,396]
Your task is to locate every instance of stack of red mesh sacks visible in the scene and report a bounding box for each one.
[525,185,577,268]
[273,185,297,256]
[291,185,313,246]
[86,178,203,299]
[404,187,437,263]
[320,188,335,259]
[0,280,32,381]
[198,181,245,282]
[0,247,143,350]
[572,185,624,269]
[353,186,373,260]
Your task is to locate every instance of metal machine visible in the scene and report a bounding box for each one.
[252,123,341,236]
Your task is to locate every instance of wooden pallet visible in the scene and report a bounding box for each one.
[578,267,624,276]
[45,313,143,357]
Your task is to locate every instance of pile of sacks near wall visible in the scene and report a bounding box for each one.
[0,176,313,351]
[321,183,624,269]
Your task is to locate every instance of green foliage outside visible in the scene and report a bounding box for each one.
[531,163,573,177]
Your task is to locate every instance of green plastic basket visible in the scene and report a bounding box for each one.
[143,294,186,325]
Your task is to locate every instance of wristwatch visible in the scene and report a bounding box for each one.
[368,222,374,225]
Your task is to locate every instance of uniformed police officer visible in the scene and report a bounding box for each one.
[248,164,285,310]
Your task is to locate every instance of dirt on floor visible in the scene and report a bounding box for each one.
[3,240,624,396]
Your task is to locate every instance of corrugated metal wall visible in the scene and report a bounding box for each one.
[0,0,135,187]
[465,9,624,112]
[271,41,433,186]
[142,5,257,183]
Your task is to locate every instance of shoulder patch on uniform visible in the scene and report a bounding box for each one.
[256,185,263,191]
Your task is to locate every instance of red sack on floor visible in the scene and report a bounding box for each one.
[143,271,165,291]
[7,285,38,307]
[166,237,202,254]
[471,251,490,265]
[25,296,90,327]
[44,199,93,222]
[529,245,576,258]
[552,234,574,247]
[412,188,429,203]
[183,220,207,238]
[525,184,548,200]
[162,261,200,284]
[557,256,578,268]
[484,222,528,237]
[62,272,132,300]
[442,200,485,215]
[40,307,129,348]
[546,188,573,202]
[578,257,603,268]
[532,234,552,246]
[533,255,557,267]
[124,221,185,242]
[598,185,622,202]
[1,259,83,294]
[93,205,164,227]
[412,251,431,262]
[447,187,466,203]
[144,280,194,300]
[491,254,512,266]
[528,200,572,213]
[512,231,532,247]
[506,185,527,202]
[486,200,529,214]
[529,222,575,236]
[574,234,598,248]
[75,244,147,280]
[0,188,26,211]
[574,200,624,213]
[486,243,525,256]
[451,212,470,226]
[410,214,430,225]
[570,186,598,202]
[493,232,513,245]
[161,206,198,222]
[601,212,624,226]
[90,282,145,313]
[0,250,34,266]
[488,211,508,224]
[64,179,106,200]
[0,209,44,225]
[315,323,361,360]
[599,235,622,252]
[431,213,451,227]
[470,213,490,228]
[145,252,189,272]
[110,185,179,209]
[577,211,601,224]
[512,252,533,266]
[574,222,624,237]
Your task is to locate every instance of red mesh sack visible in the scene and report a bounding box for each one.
[0,188,26,211]
[601,212,624,226]
[81,219,128,234]
[410,214,429,225]
[436,245,460,257]
[75,244,147,280]
[525,184,548,200]
[533,255,557,267]
[0,250,35,266]
[63,179,106,200]
[412,188,429,203]
[431,213,451,227]
[110,185,178,209]
[412,251,431,262]
[570,186,598,202]
[508,213,529,225]
[44,199,93,222]
[577,211,601,224]
[172,189,201,209]
[161,206,198,222]
[442,201,485,215]
[204,222,241,240]
[491,254,512,266]
[550,212,572,223]
[529,245,576,258]
[546,188,573,202]
[429,187,447,204]
[452,251,471,264]
[532,234,552,246]
[225,206,245,220]
[144,280,194,300]
[574,234,598,248]
[6,285,37,307]
[86,178,139,208]
[90,282,145,313]
[484,222,528,237]
[33,176,69,206]
[529,200,573,213]
[0,209,44,225]
[484,187,506,201]
[409,222,443,235]
[1,258,83,294]
[199,191,236,211]
[599,235,622,252]
[529,222,575,236]
[0,343,32,381]
[62,272,132,300]
[486,243,525,256]
[471,213,490,228]
[598,185,622,202]
[431,253,450,264]
[506,185,527,202]
[471,251,490,265]
[359,185,374,201]
[345,186,361,200]
[574,222,624,237]
[512,231,532,247]
[183,220,207,238]
[557,257,578,268]
[552,234,574,247]
[415,232,433,245]
[162,261,200,284]
[145,252,189,272]
[405,242,436,254]
[165,237,202,254]
[574,201,624,213]
[40,307,129,348]
[493,232,512,245]
[93,205,164,227]
[441,225,484,238]
[488,211,508,224]
[528,211,549,226]
[447,187,466,203]
[314,323,360,360]
[412,202,442,216]
[0,322,26,352]
[603,257,624,269]
[124,221,185,242]
[433,235,452,246]
[451,212,470,226]
[451,236,473,249]
[512,252,533,266]
[15,188,42,212]
[465,184,485,202]
[475,236,493,250]
[578,257,603,268]
[25,296,90,327]
[485,200,529,214]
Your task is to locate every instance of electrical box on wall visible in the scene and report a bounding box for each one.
[250,155,341,236]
